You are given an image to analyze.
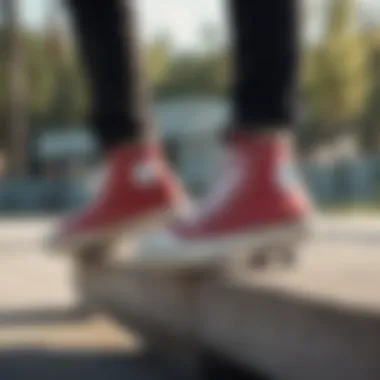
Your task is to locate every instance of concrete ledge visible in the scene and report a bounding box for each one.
[200,276,380,380]
[78,240,380,380]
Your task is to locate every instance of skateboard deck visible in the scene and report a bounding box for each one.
[71,237,300,280]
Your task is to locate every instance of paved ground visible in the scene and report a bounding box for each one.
[242,238,380,313]
[0,220,175,380]
[0,216,379,379]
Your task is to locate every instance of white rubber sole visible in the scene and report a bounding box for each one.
[131,217,314,273]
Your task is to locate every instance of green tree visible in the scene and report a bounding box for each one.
[360,30,380,151]
[1,0,29,177]
[304,0,369,139]
[144,34,172,88]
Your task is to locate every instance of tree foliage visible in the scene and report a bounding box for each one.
[303,0,370,139]
[360,31,380,151]
[2,1,380,156]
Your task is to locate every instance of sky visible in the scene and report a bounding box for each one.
[20,0,380,49]
[20,0,224,49]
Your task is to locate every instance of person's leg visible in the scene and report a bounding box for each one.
[134,0,312,269]
[229,0,298,131]
[68,0,146,151]
[50,0,185,249]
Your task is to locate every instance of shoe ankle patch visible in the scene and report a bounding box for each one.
[132,161,160,187]
[276,162,301,192]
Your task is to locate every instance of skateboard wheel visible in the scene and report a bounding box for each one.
[249,250,271,269]
[76,243,109,268]
[281,249,297,267]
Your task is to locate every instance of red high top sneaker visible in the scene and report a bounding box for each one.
[133,132,313,270]
[49,141,187,249]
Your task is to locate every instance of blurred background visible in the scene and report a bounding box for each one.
[0,2,380,379]
[1,0,380,213]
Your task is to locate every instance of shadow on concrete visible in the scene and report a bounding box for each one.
[0,348,174,380]
[0,307,178,379]
[0,307,272,379]
[0,348,272,380]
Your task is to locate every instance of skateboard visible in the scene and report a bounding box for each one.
[71,243,299,291]
[70,240,300,314]
[246,247,298,269]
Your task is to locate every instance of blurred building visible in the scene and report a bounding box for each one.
[34,128,98,179]
[33,97,229,194]
[306,133,361,164]
[155,97,228,194]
